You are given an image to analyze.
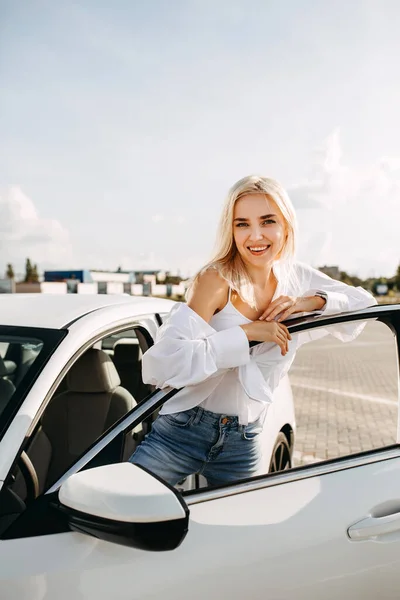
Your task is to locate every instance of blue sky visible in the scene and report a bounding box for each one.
[1,0,399,278]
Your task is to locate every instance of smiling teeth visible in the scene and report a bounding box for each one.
[249,246,269,251]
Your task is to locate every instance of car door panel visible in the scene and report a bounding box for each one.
[184,454,400,600]
[1,452,400,600]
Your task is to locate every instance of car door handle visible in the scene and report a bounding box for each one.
[348,511,400,540]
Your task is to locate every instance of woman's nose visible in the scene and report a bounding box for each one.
[249,227,263,241]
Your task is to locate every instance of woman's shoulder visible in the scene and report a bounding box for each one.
[191,266,229,291]
[186,266,229,320]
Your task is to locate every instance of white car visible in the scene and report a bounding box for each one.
[0,294,398,599]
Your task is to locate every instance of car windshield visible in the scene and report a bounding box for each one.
[0,326,66,439]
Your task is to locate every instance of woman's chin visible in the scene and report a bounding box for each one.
[241,253,275,268]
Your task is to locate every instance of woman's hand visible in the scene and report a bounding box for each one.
[240,321,292,356]
[258,295,326,322]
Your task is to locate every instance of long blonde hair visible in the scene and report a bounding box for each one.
[187,175,299,308]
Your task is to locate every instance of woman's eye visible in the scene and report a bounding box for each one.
[235,220,275,227]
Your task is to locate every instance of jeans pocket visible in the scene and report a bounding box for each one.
[242,420,263,441]
[162,409,195,428]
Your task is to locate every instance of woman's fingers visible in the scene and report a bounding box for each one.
[266,302,294,321]
[275,323,291,355]
[259,296,288,320]
[275,330,290,355]
[274,334,286,355]
[277,336,287,355]
[278,323,291,339]
[259,296,299,322]
[276,306,297,322]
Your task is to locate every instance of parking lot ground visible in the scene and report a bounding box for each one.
[290,321,398,466]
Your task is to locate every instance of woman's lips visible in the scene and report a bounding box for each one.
[247,245,271,256]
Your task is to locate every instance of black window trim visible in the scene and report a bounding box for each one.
[46,304,400,498]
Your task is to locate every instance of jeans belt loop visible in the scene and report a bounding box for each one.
[192,406,203,425]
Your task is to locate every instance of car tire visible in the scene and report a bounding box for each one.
[268,432,292,473]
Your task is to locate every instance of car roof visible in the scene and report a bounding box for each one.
[0,294,175,329]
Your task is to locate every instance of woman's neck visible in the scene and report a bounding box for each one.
[247,263,275,290]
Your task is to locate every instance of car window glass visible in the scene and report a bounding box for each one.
[0,343,9,358]
[288,319,398,467]
[0,336,44,418]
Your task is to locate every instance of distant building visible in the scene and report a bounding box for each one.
[44,269,136,284]
[318,265,340,279]
[44,269,137,294]
[133,270,162,284]
[44,269,94,283]
[0,279,15,293]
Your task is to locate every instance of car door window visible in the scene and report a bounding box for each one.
[289,318,398,467]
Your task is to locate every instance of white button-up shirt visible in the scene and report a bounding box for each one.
[142,261,376,424]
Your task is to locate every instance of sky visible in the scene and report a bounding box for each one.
[1,0,400,279]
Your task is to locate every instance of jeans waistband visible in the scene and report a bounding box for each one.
[189,406,241,427]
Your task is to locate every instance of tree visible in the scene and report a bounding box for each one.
[24,258,33,282]
[24,258,39,283]
[5,264,14,279]
[31,263,39,283]
[339,271,363,288]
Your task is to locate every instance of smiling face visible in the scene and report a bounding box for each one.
[232,193,287,267]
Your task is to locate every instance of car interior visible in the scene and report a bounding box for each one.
[1,327,156,510]
[0,341,44,415]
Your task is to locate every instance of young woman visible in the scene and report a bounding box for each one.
[130,175,376,487]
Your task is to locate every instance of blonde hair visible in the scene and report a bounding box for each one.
[187,175,299,308]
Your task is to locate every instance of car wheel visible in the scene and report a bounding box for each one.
[268,432,292,473]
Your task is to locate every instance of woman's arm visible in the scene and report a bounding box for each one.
[259,263,377,322]
[142,270,251,389]
[304,264,377,316]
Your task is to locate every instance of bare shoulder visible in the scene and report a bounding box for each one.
[187,268,229,323]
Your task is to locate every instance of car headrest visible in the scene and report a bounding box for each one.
[0,357,8,377]
[67,349,121,393]
[113,341,141,364]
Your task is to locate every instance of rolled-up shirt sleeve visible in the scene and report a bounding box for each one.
[142,304,250,389]
[298,263,377,316]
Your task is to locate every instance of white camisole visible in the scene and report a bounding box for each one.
[199,284,278,423]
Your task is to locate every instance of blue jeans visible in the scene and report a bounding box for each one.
[129,406,263,487]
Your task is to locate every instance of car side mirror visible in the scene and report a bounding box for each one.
[57,463,189,551]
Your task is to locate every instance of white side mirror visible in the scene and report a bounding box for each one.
[58,463,189,551]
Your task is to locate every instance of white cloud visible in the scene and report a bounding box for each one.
[0,186,73,275]
[289,130,400,278]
